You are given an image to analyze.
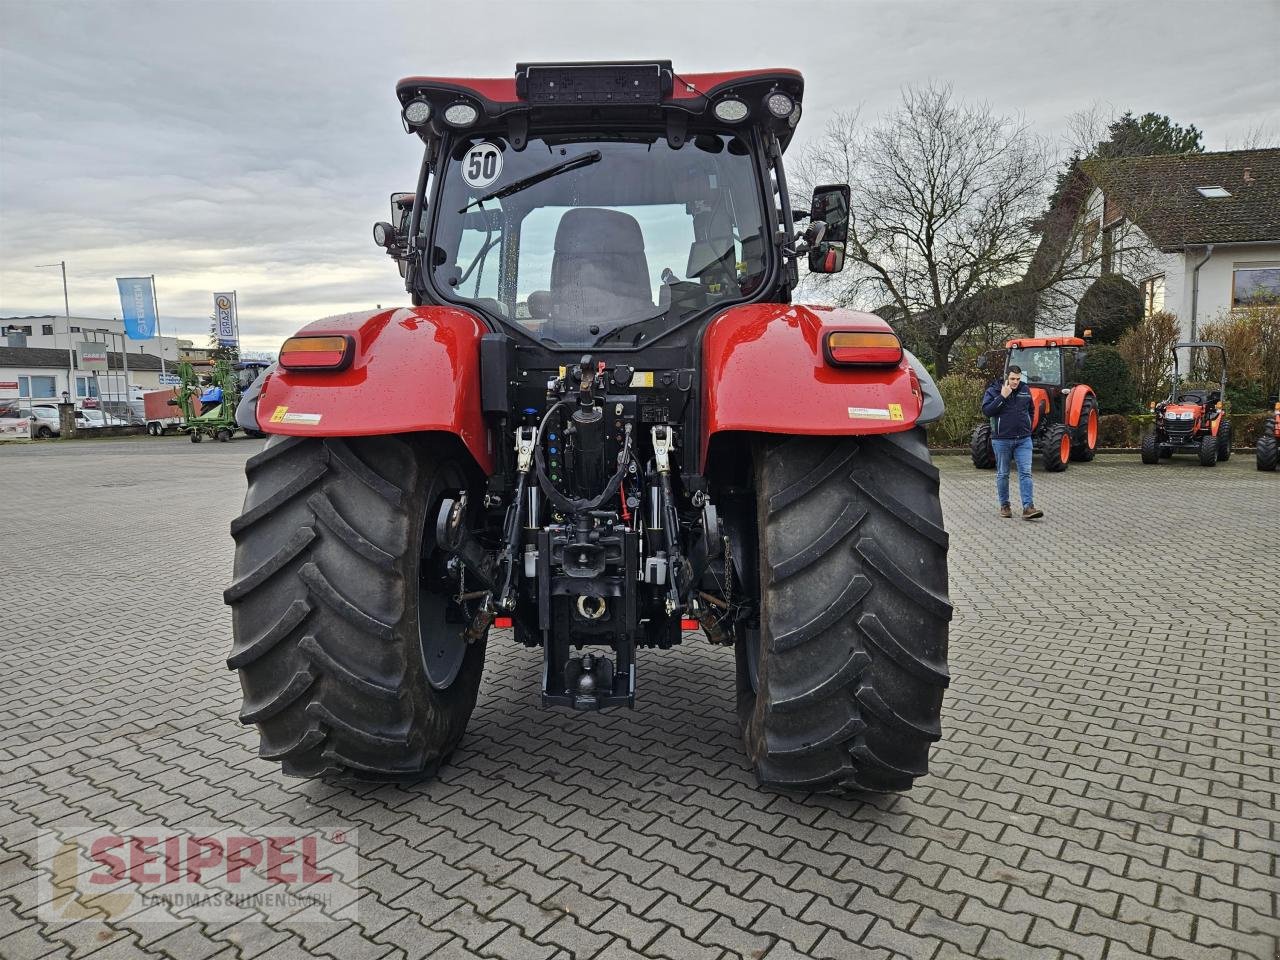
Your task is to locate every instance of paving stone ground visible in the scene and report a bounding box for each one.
[0,436,1276,960]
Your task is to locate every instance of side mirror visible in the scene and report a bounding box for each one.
[391,192,414,233]
[975,352,990,372]
[807,184,851,274]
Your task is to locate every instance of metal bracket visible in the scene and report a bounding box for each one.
[651,425,674,474]
[515,426,538,473]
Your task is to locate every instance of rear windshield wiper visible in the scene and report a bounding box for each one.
[591,308,671,347]
[460,150,602,212]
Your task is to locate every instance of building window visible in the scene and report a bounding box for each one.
[42,324,54,336]
[75,377,99,399]
[1232,266,1280,307]
[1082,219,1100,262]
[70,325,80,333]
[19,375,57,399]
[1140,276,1165,317]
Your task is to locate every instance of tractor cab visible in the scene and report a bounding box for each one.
[374,62,849,345]
[233,360,271,394]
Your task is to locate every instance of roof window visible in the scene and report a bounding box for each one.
[1196,185,1231,198]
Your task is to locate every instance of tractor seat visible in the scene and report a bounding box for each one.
[1177,390,1207,405]
[547,208,654,341]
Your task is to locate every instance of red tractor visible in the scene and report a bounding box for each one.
[227,63,950,796]
[1141,342,1231,466]
[1257,395,1278,471]
[971,337,1099,471]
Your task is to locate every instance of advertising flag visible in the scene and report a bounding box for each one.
[214,293,238,347]
[117,278,157,339]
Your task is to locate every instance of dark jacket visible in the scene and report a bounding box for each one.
[981,380,1034,439]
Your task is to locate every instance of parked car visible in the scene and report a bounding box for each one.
[78,409,130,428]
[0,403,33,440]
[29,404,91,437]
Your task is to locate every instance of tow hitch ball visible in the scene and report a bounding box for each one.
[565,652,616,710]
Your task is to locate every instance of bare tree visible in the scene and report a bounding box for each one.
[1222,121,1280,150]
[792,84,1053,375]
[793,87,1171,372]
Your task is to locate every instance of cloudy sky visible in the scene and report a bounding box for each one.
[2,0,1277,352]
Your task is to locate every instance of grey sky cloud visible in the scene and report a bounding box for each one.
[2,0,1276,351]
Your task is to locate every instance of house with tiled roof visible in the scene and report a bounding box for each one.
[1034,148,1280,340]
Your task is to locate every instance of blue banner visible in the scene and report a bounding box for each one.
[117,277,157,340]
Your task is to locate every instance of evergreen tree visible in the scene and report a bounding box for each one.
[1095,112,1204,159]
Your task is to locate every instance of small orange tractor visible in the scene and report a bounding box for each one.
[1258,394,1278,471]
[971,336,1099,472]
[1142,342,1231,466]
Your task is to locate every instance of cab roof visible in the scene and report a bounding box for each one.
[395,62,805,150]
[1006,337,1087,349]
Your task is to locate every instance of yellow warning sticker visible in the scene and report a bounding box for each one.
[632,371,654,388]
[848,406,892,420]
[888,403,904,421]
[269,405,288,423]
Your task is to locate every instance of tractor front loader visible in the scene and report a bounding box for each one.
[226,62,951,796]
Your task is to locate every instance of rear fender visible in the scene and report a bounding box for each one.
[255,306,493,473]
[1028,387,1050,433]
[1064,385,1095,428]
[700,304,929,465]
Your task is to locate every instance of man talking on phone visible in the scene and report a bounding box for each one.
[981,365,1044,520]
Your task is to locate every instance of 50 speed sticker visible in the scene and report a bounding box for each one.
[461,143,502,189]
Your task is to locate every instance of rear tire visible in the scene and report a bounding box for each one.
[1199,433,1218,466]
[1216,420,1232,461]
[970,423,994,469]
[737,430,950,794]
[36,426,53,439]
[1070,397,1098,462]
[1141,431,1159,464]
[1258,422,1278,471]
[225,434,486,781]
[1042,423,1071,472]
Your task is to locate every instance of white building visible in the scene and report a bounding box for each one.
[1,315,179,411]
[1,314,182,363]
[1034,148,1280,342]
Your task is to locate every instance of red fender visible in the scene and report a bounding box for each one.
[256,306,493,473]
[700,304,923,464]
[1064,384,1095,429]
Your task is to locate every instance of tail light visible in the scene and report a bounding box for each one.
[824,331,903,366]
[279,335,353,371]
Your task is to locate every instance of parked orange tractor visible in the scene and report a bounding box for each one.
[971,337,1099,471]
[1141,342,1231,466]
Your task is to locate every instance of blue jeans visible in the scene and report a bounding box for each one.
[993,436,1034,508]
